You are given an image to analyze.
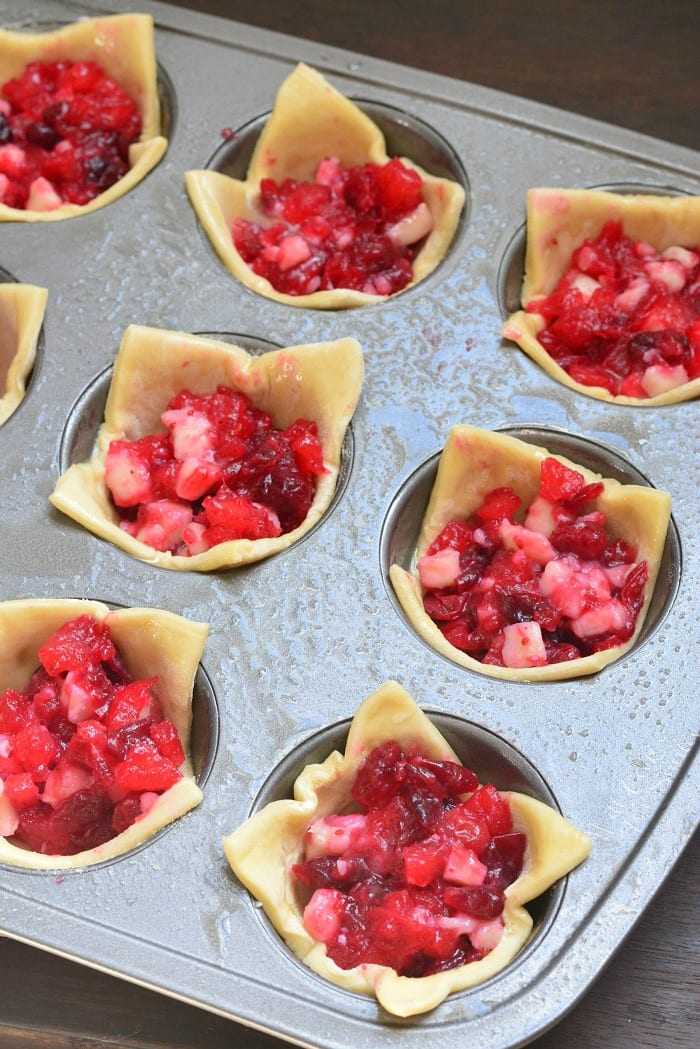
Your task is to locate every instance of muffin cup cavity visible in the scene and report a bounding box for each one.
[224,682,590,1016]
[0,14,167,221]
[0,271,47,427]
[52,327,363,571]
[0,598,212,871]
[382,426,678,679]
[186,63,466,308]
[500,186,700,405]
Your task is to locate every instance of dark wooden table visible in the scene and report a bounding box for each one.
[2,2,698,1047]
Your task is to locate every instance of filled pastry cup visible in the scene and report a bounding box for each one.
[502,188,700,405]
[0,282,47,424]
[223,681,591,1017]
[0,598,207,870]
[185,62,465,308]
[50,326,364,571]
[390,426,671,681]
[0,14,166,221]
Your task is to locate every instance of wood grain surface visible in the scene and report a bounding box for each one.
[1,1,698,1048]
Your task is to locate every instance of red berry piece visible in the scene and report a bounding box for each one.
[115,740,182,793]
[539,457,586,504]
[149,720,185,766]
[38,614,116,675]
[0,689,36,733]
[475,486,522,522]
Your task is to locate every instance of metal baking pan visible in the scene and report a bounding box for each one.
[1,1,698,1047]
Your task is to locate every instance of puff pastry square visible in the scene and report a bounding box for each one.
[0,14,166,221]
[390,426,671,681]
[0,282,47,424]
[50,326,364,571]
[502,188,700,405]
[223,681,591,1016]
[186,63,465,308]
[0,599,207,869]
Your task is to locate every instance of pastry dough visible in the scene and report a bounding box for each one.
[0,282,47,424]
[223,681,591,1016]
[50,326,364,570]
[0,599,207,870]
[0,14,166,221]
[390,426,671,681]
[502,188,700,405]
[186,63,465,308]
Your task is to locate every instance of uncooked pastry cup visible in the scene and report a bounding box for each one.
[501,187,700,405]
[49,326,364,571]
[0,598,207,870]
[223,680,591,1017]
[389,425,672,681]
[0,14,166,221]
[185,62,465,308]
[0,282,47,424]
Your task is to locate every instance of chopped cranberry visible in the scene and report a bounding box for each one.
[351,740,404,809]
[150,720,186,766]
[0,59,141,210]
[475,486,522,522]
[232,156,433,297]
[3,772,40,812]
[1,617,185,856]
[294,741,518,977]
[0,689,35,733]
[111,793,143,835]
[526,221,700,397]
[407,939,483,978]
[444,884,505,919]
[482,833,527,891]
[37,614,115,675]
[550,517,609,559]
[114,741,182,793]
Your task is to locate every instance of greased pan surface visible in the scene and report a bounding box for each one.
[0,2,698,1048]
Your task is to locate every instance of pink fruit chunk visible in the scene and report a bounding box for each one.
[526,220,700,397]
[104,442,155,507]
[417,547,461,589]
[501,622,547,669]
[292,741,522,978]
[305,814,367,860]
[0,616,184,855]
[232,155,430,297]
[124,499,193,552]
[443,843,488,886]
[419,457,649,667]
[303,888,345,943]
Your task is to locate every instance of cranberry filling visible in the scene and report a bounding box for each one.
[104,386,327,556]
[526,220,700,398]
[232,156,434,296]
[0,60,142,210]
[0,616,186,855]
[418,457,649,668]
[293,741,525,978]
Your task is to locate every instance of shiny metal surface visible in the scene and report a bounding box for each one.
[0,2,698,1047]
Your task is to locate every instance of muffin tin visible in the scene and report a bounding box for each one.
[0,1,698,1047]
